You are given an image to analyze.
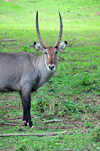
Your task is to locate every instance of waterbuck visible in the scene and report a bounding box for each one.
[0,11,67,127]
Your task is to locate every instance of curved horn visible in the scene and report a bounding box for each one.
[53,12,63,48]
[36,11,48,48]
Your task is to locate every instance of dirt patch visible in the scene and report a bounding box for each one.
[96,12,100,15]
[1,105,16,110]
[4,0,12,2]
[0,95,19,101]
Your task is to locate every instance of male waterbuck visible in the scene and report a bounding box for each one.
[0,11,67,127]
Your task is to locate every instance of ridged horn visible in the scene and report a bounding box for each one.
[36,11,48,48]
[53,12,63,48]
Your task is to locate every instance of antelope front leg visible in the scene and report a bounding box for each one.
[20,84,33,127]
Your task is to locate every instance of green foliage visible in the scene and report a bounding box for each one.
[17,139,28,150]
[92,130,100,143]
[0,0,100,150]
[20,45,30,52]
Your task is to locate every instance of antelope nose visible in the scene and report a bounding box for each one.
[49,65,54,70]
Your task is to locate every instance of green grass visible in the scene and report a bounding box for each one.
[0,0,100,150]
[1,131,100,150]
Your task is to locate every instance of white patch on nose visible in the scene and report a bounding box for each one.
[45,58,56,72]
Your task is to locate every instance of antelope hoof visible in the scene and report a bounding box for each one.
[23,121,27,126]
[29,121,33,128]
[31,126,35,129]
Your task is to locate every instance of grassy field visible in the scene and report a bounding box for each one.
[0,0,100,150]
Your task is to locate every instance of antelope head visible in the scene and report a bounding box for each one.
[34,11,67,72]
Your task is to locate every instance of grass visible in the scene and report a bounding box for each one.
[0,0,100,150]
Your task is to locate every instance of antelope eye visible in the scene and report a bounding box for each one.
[45,52,47,55]
[55,51,57,54]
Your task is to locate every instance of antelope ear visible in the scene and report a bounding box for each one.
[57,41,67,52]
[34,42,45,52]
